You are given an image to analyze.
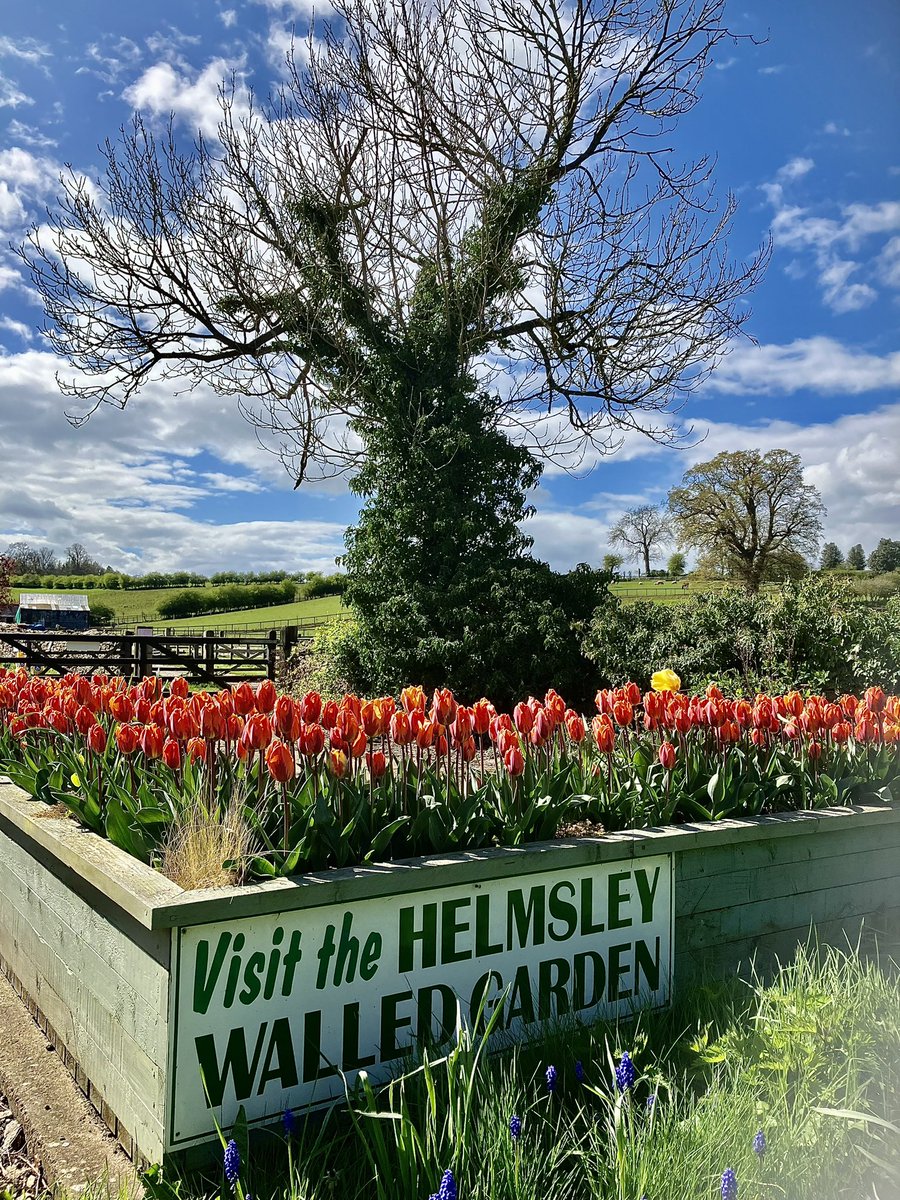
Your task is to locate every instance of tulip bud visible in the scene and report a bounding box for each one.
[274,695,296,740]
[565,712,586,743]
[186,736,207,764]
[807,739,823,762]
[503,746,525,777]
[232,682,256,716]
[162,738,182,771]
[591,714,615,754]
[366,750,387,780]
[658,741,676,770]
[87,723,108,755]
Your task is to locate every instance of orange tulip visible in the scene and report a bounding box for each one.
[169,676,190,699]
[162,738,182,770]
[565,712,586,743]
[274,695,296,740]
[186,736,207,763]
[503,746,525,776]
[301,723,325,757]
[232,682,256,716]
[115,724,140,755]
[390,711,413,746]
[366,750,387,780]
[87,723,108,755]
[265,738,295,783]
[300,690,322,723]
[592,715,615,754]
[658,741,676,770]
[140,725,164,759]
[256,679,277,713]
[243,712,273,752]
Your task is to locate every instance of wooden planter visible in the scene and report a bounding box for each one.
[0,775,897,1165]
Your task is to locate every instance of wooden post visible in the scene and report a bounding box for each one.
[282,625,298,664]
[204,630,216,680]
[267,630,278,681]
[135,637,151,680]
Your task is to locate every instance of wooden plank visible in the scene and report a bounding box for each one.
[675,874,898,953]
[678,818,900,883]
[675,908,900,988]
[678,844,900,916]
[0,905,165,1161]
[151,803,900,928]
[0,782,182,931]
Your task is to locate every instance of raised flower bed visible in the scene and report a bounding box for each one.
[0,671,898,1163]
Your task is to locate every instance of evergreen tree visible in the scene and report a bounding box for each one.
[820,542,843,570]
[846,544,866,570]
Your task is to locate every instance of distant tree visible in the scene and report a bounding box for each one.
[667,551,687,578]
[63,542,103,575]
[668,449,825,593]
[601,553,625,576]
[868,538,900,574]
[609,506,670,577]
[0,554,15,614]
[820,542,843,570]
[846,543,866,571]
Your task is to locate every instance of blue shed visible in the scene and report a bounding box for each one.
[16,592,92,631]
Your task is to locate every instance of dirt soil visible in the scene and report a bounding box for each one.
[0,1098,45,1199]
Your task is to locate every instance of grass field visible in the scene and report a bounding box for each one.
[10,586,193,623]
[156,594,346,631]
[609,576,728,604]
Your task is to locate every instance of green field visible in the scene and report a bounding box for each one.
[609,576,727,604]
[155,594,346,631]
[10,586,191,623]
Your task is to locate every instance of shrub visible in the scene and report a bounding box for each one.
[583,575,900,693]
[301,572,348,599]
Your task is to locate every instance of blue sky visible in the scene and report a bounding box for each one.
[0,0,898,575]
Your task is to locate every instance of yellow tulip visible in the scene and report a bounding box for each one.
[70,772,81,788]
[650,668,681,693]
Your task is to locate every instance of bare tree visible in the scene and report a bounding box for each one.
[21,0,766,482]
[609,504,671,575]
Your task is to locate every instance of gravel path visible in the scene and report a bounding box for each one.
[0,1098,45,1199]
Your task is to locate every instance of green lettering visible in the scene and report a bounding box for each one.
[608,872,632,930]
[380,990,414,1060]
[441,897,472,964]
[194,1021,267,1106]
[580,877,604,934]
[398,904,437,972]
[538,957,571,1021]
[634,866,661,924]
[475,894,503,956]
[238,951,265,1005]
[573,951,606,1011]
[192,932,231,1016]
[548,881,578,942]
[507,886,546,950]
[506,964,536,1026]
[634,936,661,996]
[607,942,632,1003]
[360,931,382,980]
[257,1017,299,1093]
[343,1001,376,1070]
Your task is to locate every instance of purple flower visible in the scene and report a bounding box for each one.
[509,1114,522,1141]
[646,1092,656,1110]
[753,1129,766,1157]
[545,1064,558,1093]
[223,1139,240,1187]
[721,1167,738,1200]
[283,1108,295,1137]
[575,1060,584,1083]
[615,1052,636,1092]
[436,1168,456,1200]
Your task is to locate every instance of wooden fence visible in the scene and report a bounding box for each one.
[0,629,292,687]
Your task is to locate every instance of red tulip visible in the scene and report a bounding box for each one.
[265,738,295,783]
[108,693,134,723]
[390,711,413,746]
[243,712,273,752]
[274,695,296,739]
[87,723,108,755]
[612,699,633,727]
[232,682,256,716]
[115,724,140,755]
[472,699,494,737]
[807,739,823,762]
[301,723,325,757]
[186,737,207,763]
[162,738,182,770]
[658,741,676,770]
[565,712,586,743]
[366,750,387,780]
[592,714,615,754]
[256,679,277,713]
[513,702,534,735]
[300,690,322,723]
[864,686,886,715]
[329,749,348,778]
[169,676,190,699]
[400,686,426,714]
[75,705,97,736]
[140,724,164,759]
[503,746,525,777]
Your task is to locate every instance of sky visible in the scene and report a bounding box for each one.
[0,0,898,576]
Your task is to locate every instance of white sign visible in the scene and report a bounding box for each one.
[169,855,673,1148]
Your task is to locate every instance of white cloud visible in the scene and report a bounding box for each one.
[877,236,900,289]
[0,73,33,108]
[822,121,850,137]
[0,350,349,574]
[5,119,57,148]
[219,10,238,28]
[0,36,52,65]
[707,336,900,395]
[762,159,900,314]
[0,317,33,342]
[123,57,248,137]
[758,64,785,75]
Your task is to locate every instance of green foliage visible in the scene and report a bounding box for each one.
[299,572,347,600]
[138,942,899,1200]
[157,581,296,620]
[666,552,686,578]
[820,542,843,570]
[846,543,867,570]
[867,537,900,573]
[669,449,825,593]
[602,553,624,575]
[88,601,116,626]
[583,574,900,693]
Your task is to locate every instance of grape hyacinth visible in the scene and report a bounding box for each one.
[575,1060,584,1083]
[721,1167,738,1200]
[509,1115,522,1141]
[646,1092,657,1110]
[429,1168,456,1200]
[615,1052,636,1092]
[283,1108,295,1138]
[223,1139,240,1187]
[753,1129,766,1157]
[545,1064,558,1093]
